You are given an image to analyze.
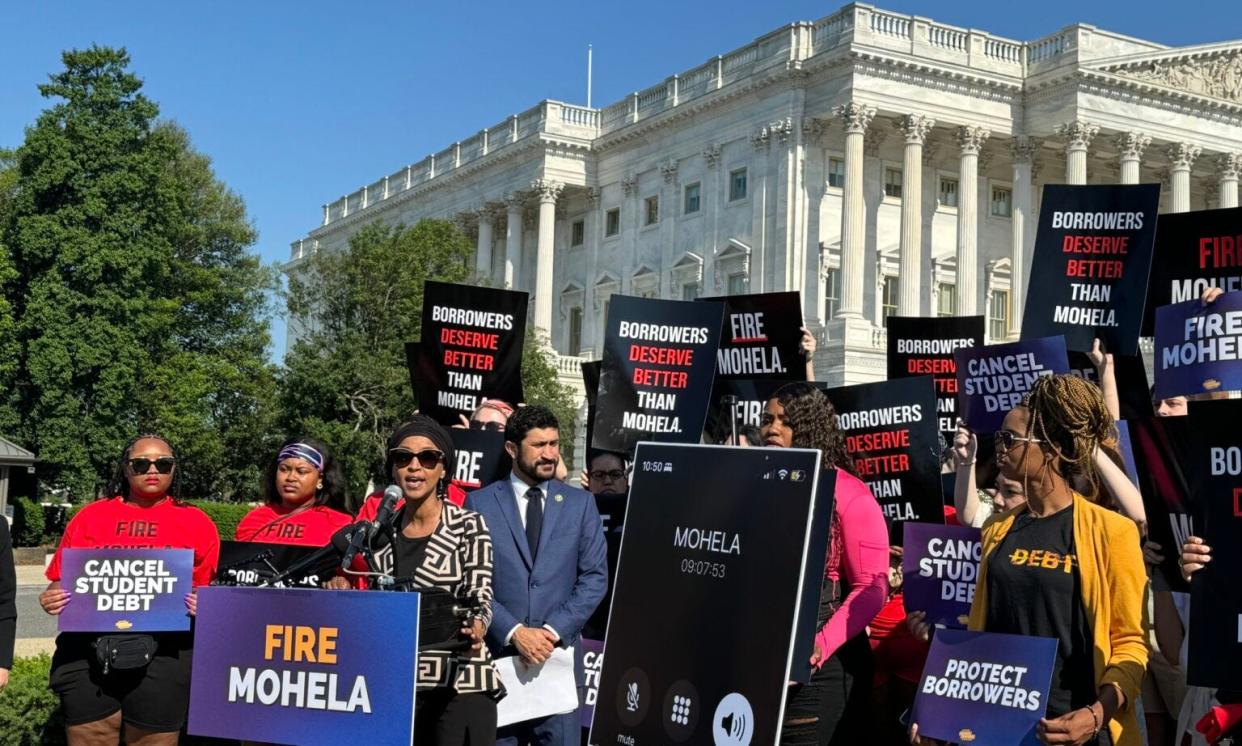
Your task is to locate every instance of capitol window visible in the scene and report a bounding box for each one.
[937,283,956,316]
[571,219,585,247]
[938,177,959,208]
[881,276,899,326]
[824,268,840,318]
[884,168,903,199]
[605,208,620,236]
[729,168,748,201]
[727,272,747,295]
[567,307,583,356]
[827,157,845,189]
[684,182,701,214]
[989,289,1010,340]
[644,196,660,226]
[682,282,700,301]
[991,186,1012,217]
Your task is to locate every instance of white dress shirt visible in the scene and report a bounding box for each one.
[505,472,560,646]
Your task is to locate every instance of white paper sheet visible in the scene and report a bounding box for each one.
[494,646,578,727]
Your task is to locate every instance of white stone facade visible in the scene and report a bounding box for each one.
[288,3,1242,426]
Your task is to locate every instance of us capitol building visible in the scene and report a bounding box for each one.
[288,3,1242,449]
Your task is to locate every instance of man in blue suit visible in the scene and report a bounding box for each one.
[466,404,607,746]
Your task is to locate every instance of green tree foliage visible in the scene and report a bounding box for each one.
[280,220,579,502]
[1,47,277,499]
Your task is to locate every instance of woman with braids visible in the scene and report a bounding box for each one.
[40,434,220,745]
[235,437,352,545]
[759,382,889,745]
[911,374,1147,746]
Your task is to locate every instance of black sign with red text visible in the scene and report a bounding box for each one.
[1187,400,1242,687]
[702,379,830,443]
[410,281,527,427]
[1022,184,1160,355]
[593,296,724,453]
[887,316,985,444]
[1144,207,1242,336]
[700,291,805,381]
[1126,415,1193,592]
[825,376,943,541]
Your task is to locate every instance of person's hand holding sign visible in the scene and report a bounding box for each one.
[1180,536,1212,583]
[39,581,70,615]
[461,618,486,652]
[185,590,198,616]
[1036,704,1104,744]
[800,326,817,380]
[904,610,932,643]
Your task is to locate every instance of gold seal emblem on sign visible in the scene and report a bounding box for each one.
[114,620,133,630]
[958,728,977,742]
[1203,378,1222,391]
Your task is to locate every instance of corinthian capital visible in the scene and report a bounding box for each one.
[895,114,935,144]
[955,125,990,156]
[1114,132,1151,161]
[1056,121,1099,151]
[530,179,564,203]
[1218,153,1242,181]
[621,173,638,196]
[503,192,527,212]
[1166,143,1202,171]
[702,144,723,169]
[1009,136,1042,163]
[660,159,679,183]
[585,187,601,209]
[834,102,876,135]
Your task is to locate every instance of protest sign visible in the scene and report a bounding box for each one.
[580,637,605,730]
[1067,352,1154,421]
[702,378,828,443]
[188,586,419,745]
[216,541,335,589]
[449,427,508,491]
[1126,415,1193,591]
[888,316,985,443]
[1154,290,1242,400]
[1022,184,1160,355]
[1144,207,1242,335]
[902,524,982,629]
[912,629,1057,746]
[583,360,601,455]
[700,292,805,380]
[589,444,831,746]
[955,336,1070,433]
[1186,400,1242,688]
[592,296,724,453]
[58,549,193,632]
[825,376,943,539]
[409,281,527,427]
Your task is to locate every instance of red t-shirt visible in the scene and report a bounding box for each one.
[235,504,353,546]
[869,592,931,686]
[356,483,467,518]
[46,497,220,588]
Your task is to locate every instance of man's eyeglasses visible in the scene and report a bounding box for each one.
[389,448,445,470]
[128,457,176,475]
[590,470,626,482]
[469,420,504,432]
[995,430,1041,452]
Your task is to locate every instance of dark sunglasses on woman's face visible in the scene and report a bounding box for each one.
[128,457,176,475]
[468,420,504,432]
[389,448,445,470]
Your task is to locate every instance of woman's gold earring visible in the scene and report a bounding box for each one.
[316,480,324,490]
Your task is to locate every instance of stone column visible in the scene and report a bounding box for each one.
[531,179,563,337]
[582,188,601,356]
[475,206,497,279]
[833,102,875,318]
[895,114,934,316]
[1167,143,1201,213]
[1057,121,1098,185]
[1009,137,1040,337]
[1114,132,1150,185]
[1217,154,1240,209]
[502,194,524,289]
[955,125,989,315]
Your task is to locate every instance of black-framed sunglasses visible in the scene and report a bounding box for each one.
[590,470,626,482]
[995,430,1041,452]
[389,448,445,470]
[128,457,176,475]
[468,420,504,432]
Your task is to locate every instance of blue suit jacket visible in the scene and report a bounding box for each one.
[466,477,608,655]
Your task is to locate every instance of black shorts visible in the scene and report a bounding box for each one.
[49,633,194,732]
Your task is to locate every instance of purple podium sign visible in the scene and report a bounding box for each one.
[1154,290,1242,400]
[188,586,420,746]
[955,336,1069,433]
[902,524,981,629]
[59,548,192,632]
[913,629,1057,746]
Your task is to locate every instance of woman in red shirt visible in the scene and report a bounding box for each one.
[40,434,219,746]
[235,438,352,546]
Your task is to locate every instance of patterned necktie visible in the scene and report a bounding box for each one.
[526,487,544,561]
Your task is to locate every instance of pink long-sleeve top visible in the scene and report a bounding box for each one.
[813,468,890,663]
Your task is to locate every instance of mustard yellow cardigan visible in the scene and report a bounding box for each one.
[967,494,1149,746]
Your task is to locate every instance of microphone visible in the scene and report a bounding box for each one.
[339,485,402,571]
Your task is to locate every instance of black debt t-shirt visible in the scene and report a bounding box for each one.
[393,533,432,578]
[986,504,1101,730]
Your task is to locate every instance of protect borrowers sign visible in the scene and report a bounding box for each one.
[592,295,724,453]
[1021,184,1160,355]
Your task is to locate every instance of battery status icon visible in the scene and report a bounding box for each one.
[790,470,806,482]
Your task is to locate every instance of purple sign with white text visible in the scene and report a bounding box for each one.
[188,586,420,746]
[901,524,981,629]
[913,629,1057,746]
[955,336,1070,433]
[1154,290,1242,400]
[58,548,192,632]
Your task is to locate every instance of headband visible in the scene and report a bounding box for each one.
[278,443,325,472]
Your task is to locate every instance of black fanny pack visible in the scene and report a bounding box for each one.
[93,634,158,674]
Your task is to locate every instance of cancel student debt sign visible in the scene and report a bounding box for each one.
[410,281,527,427]
[1022,184,1160,355]
[593,295,724,453]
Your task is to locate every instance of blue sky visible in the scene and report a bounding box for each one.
[3,1,1238,360]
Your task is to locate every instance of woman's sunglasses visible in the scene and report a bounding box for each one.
[468,420,504,432]
[128,457,176,475]
[995,431,1041,452]
[389,448,445,470]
